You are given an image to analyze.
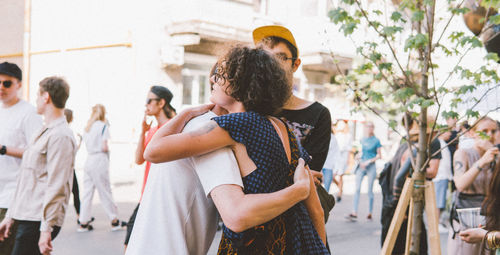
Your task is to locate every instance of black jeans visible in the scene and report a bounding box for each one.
[11,220,61,255]
[124,203,140,245]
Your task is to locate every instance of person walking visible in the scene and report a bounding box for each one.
[124,86,176,249]
[63,109,83,223]
[322,124,341,193]
[434,130,453,233]
[347,121,381,221]
[0,62,43,254]
[0,76,76,255]
[334,120,353,202]
[77,104,126,232]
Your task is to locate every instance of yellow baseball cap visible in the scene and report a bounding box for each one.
[252,25,299,56]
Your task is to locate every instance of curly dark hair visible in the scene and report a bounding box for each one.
[215,45,291,116]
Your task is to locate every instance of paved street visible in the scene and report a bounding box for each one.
[53,174,448,254]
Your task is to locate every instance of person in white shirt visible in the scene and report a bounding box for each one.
[334,120,353,202]
[434,131,453,233]
[322,124,341,193]
[77,104,126,232]
[0,62,43,254]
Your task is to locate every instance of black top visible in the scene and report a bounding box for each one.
[277,102,332,171]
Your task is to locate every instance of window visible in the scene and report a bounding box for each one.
[182,71,211,106]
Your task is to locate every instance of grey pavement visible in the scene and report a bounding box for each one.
[54,174,449,255]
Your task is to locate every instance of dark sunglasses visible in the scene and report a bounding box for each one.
[146,98,161,104]
[0,80,13,88]
[275,53,296,62]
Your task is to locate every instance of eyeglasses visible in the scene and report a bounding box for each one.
[275,53,296,62]
[0,80,13,88]
[146,98,161,104]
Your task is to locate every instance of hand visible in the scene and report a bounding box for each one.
[360,161,367,170]
[38,231,53,255]
[310,170,323,185]
[141,115,152,133]
[459,228,487,244]
[0,218,13,241]
[293,158,311,200]
[478,146,499,168]
[183,104,215,120]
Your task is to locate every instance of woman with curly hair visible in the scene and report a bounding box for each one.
[144,45,328,254]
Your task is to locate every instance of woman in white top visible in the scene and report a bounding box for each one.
[77,104,125,232]
[333,120,353,201]
[321,124,340,193]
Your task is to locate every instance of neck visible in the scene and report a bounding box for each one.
[2,97,20,108]
[212,105,228,116]
[156,112,169,126]
[43,106,64,125]
[283,95,311,110]
[224,102,245,114]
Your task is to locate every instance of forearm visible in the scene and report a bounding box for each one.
[135,132,146,165]
[213,184,307,233]
[3,146,24,158]
[304,182,326,245]
[454,162,482,192]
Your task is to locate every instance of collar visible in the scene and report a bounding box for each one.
[45,116,67,129]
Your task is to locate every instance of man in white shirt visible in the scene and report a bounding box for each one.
[0,62,43,254]
[126,105,311,255]
[434,131,453,233]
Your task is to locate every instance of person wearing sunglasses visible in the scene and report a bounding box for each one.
[123,85,176,250]
[0,62,42,254]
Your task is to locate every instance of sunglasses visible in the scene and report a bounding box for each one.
[146,98,161,104]
[275,53,296,62]
[0,80,13,88]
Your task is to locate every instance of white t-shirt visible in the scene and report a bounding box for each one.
[83,120,110,154]
[336,132,353,152]
[0,100,42,208]
[126,112,243,255]
[323,134,340,170]
[434,139,453,181]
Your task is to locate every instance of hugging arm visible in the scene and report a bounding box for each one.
[303,165,326,245]
[210,159,311,233]
[144,110,234,163]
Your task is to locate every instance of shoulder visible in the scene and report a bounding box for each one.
[183,112,218,132]
[212,111,262,127]
[454,149,469,162]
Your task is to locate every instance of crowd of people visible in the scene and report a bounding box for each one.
[0,24,499,255]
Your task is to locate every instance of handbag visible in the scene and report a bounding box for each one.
[316,183,335,223]
[449,192,485,239]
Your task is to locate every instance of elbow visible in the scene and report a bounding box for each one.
[135,158,145,165]
[221,214,248,233]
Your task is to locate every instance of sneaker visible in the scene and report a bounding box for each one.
[77,216,95,226]
[345,214,357,222]
[77,223,94,232]
[111,220,127,231]
[336,196,342,202]
[367,214,373,221]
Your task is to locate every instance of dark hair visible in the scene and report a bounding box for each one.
[39,76,70,109]
[216,45,291,116]
[64,109,73,123]
[484,164,500,230]
[259,36,298,67]
[150,86,176,119]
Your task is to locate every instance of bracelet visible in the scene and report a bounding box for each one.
[476,163,485,172]
[492,231,500,249]
[486,231,500,250]
[482,230,491,250]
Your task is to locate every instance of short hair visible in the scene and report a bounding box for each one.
[216,45,291,116]
[259,36,298,65]
[64,109,73,123]
[39,76,70,109]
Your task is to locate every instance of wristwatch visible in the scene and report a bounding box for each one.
[0,145,6,155]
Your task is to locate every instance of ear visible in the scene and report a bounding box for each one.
[158,98,166,108]
[42,91,51,104]
[292,58,301,73]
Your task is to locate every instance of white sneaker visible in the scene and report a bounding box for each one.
[111,220,127,231]
[76,224,93,232]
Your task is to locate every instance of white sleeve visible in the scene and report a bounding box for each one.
[331,136,341,170]
[193,147,243,198]
[23,110,43,145]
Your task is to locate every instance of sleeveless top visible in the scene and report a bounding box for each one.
[455,147,493,195]
[213,112,329,255]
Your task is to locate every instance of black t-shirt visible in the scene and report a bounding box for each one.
[276,102,332,171]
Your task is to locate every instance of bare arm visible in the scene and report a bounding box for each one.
[454,147,499,192]
[144,105,234,163]
[425,158,440,179]
[304,166,326,245]
[211,159,310,233]
[2,146,24,158]
[135,117,150,165]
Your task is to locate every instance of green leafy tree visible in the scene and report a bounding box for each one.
[329,0,500,254]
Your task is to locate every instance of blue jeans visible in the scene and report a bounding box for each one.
[322,168,333,192]
[434,179,448,209]
[353,162,377,214]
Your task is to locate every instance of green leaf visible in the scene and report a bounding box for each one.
[442,111,459,120]
[411,10,425,22]
[485,52,500,62]
[368,90,384,103]
[341,21,358,35]
[391,11,403,22]
[489,14,500,25]
[382,26,403,37]
[388,120,398,129]
[404,33,429,51]
[379,62,393,71]
[329,8,348,24]
[466,109,480,118]
[373,10,383,16]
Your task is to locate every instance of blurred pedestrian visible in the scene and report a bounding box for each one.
[346,121,381,221]
[124,86,176,250]
[322,123,341,193]
[78,104,126,232]
[434,129,453,233]
[459,121,475,149]
[63,109,83,223]
[334,120,352,202]
[448,117,499,255]
[0,62,43,254]
[0,76,76,255]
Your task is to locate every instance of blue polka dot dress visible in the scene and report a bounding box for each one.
[213,112,329,255]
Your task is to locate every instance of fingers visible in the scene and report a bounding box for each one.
[298,158,305,167]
